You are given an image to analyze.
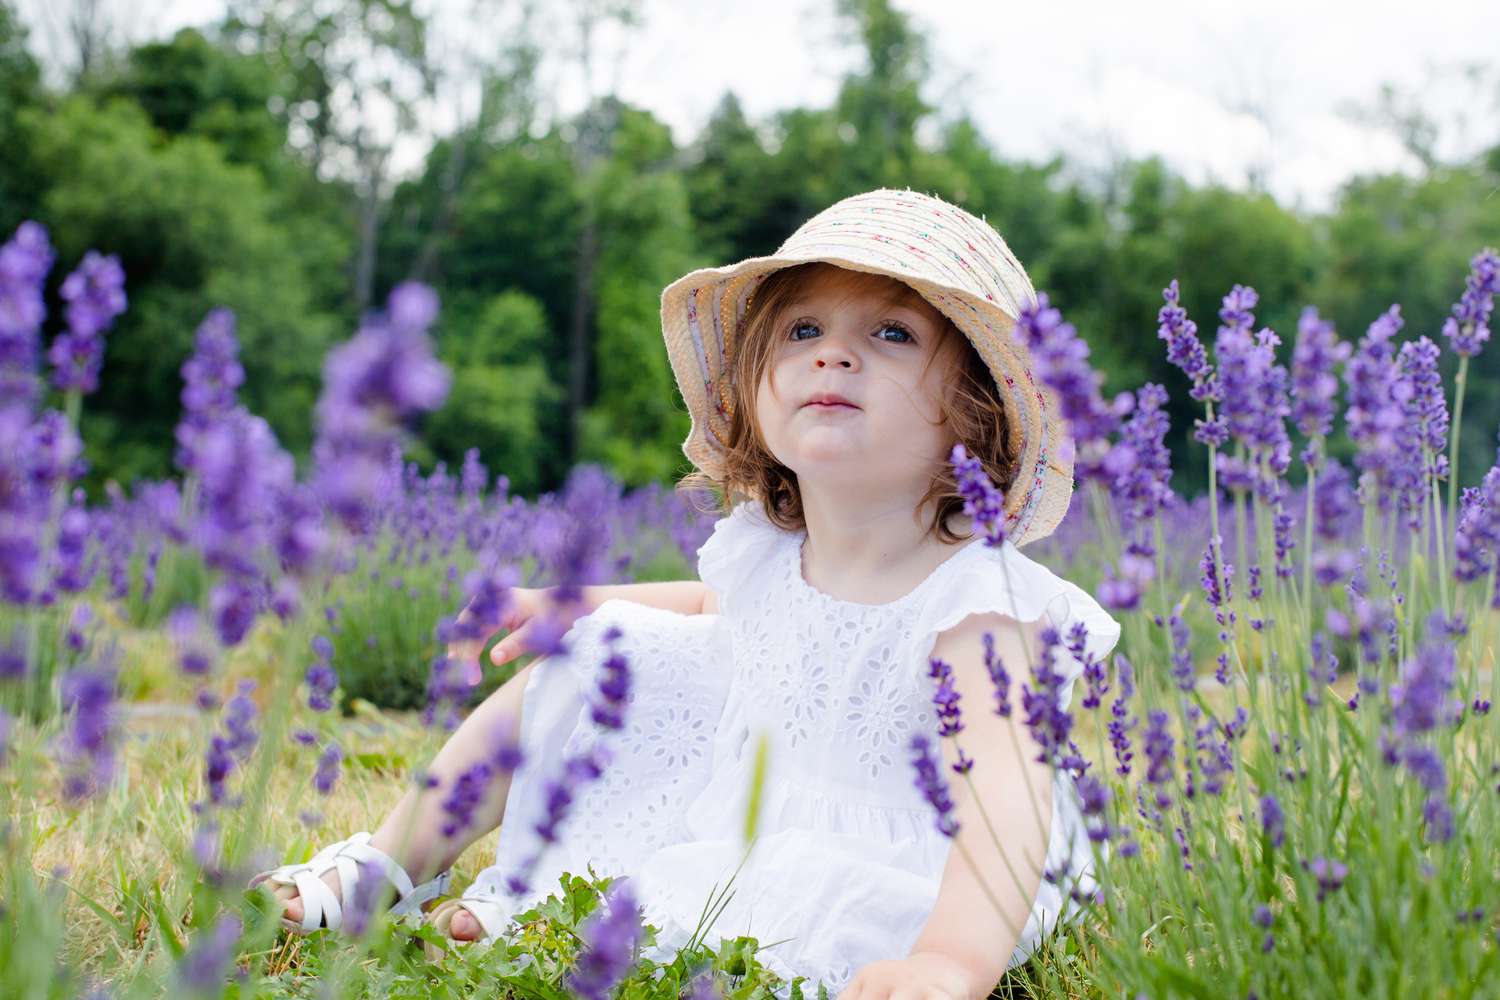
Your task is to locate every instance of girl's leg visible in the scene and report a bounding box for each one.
[281,657,540,934]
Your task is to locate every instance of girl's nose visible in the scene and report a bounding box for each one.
[812,338,857,370]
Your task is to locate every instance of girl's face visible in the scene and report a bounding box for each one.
[753,269,959,497]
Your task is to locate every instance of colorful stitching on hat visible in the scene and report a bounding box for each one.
[686,293,713,388]
[800,214,994,303]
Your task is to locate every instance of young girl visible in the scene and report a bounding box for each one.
[250,188,1121,999]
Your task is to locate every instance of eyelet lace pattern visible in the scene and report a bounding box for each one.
[465,501,1122,998]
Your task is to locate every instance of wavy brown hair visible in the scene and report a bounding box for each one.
[676,262,1021,544]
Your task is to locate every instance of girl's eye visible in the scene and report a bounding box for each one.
[786,320,916,344]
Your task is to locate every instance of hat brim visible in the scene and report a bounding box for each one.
[660,250,1074,548]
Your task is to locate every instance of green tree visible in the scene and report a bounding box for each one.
[832,0,932,189]
[421,289,561,494]
[577,106,698,485]
[1313,164,1500,490]
[0,1,43,232]
[20,95,342,488]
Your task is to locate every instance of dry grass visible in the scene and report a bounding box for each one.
[9,681,502,978]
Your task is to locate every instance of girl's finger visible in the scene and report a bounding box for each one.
[490,622,530,665]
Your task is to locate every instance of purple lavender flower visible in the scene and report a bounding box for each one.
[928,656,964,737]
[193,409,294,579]
[221,679,259,760]
[1012,292,1119,482]
[910,731,959,837]
[1199,535,1233,611]
[565,879,644,1000]
[1166,601,1194,692]
[1454,466,1500,583]
[544,465,620,606]
[64,600,93,653]
[48,251,126,394]
[440,760,494,837]
[50,495,93,594]
[1098,566,1140,614]
[1108,653,1137,777]
[273,483,326,578]
[422,653,470,731]
[178,309,243,435]
[1254,903,1274,951]
[1215,287,1295,488]
[1213,286,1263,445]
[589,626,632,731]
[174,912,243,996]
[1066,619,1109,710]
[461,448,486,503]
[1020,626,1075,770]
[313,741,342,795]
[1142,710,1175,810]
[312,282,450,535]
[57,663,119,802]
[1301,856,1349,902]
[306,634,338,712]
[1075,772,1112,842]
[1157,279,1219,403]
[208,577,260,648]
[1290,305,1352,450]
[1260,794,1284,848]
[492,714,525,773]
[1193,716,1234,797]
[951,443,1006,545]
[982,630,1012,717]
[1390,336,1450,529]
[0,634,23,680]
[1388,616,1460,738]
[168,606,214,677]
[1344,306,1407,503]
[342,858,386,937]
[533,745,610,847]
[1423,795,1455,844]
[1111,382,1175,529]
[1399,743,1447,793]
[683,967,723,1000]
[26,408,87,487]
[203,736,235,807]
[1313,459,1358,542]
[1440,247,1498,357]
[0,221,55,412]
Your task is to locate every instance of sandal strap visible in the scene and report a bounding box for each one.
[251,831,452,932]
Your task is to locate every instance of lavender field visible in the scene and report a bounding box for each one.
[2,217,1498,1000]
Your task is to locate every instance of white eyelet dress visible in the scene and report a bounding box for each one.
[463,501,1122,996]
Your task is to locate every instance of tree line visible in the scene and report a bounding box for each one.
[1,0,1496,499]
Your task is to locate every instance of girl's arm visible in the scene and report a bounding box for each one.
[903,612,1050,998]
[574,580,716,615]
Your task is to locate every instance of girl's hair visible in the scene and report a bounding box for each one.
[677,262,1020,544]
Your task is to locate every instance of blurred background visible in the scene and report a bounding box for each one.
[2,0,1495,499]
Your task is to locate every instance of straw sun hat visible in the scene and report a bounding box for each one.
[659,187,1073,548]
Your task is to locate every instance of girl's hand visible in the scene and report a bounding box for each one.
[835,952,984,1000]
[444,587,590,683]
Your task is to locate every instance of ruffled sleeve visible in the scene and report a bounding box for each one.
[911,540,1122,712]
[695,500,791,617]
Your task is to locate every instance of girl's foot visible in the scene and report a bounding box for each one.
[277,871,484,939]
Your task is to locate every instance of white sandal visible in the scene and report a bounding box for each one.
[248,831,453,934]
[420,878,513,961]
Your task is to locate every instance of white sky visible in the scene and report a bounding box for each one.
[19,0,1499,215]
